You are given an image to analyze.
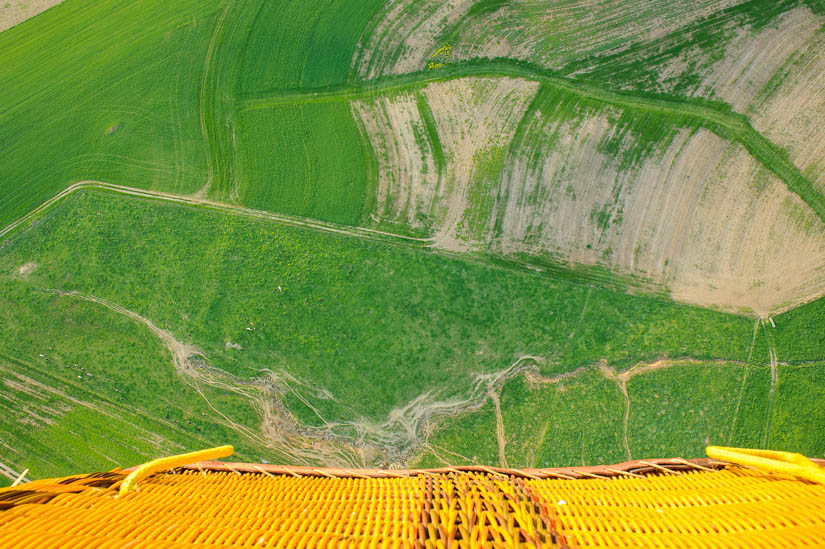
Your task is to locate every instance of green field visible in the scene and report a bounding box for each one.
[0,190,785,473]
[418,360,825,467]
[0,279,275,484]
[236,103,370,224]
[0,0,217,227]
[2,0,824,481]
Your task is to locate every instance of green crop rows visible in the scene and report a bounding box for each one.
[0,0,217,228]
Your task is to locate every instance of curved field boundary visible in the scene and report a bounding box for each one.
[0,180,668,297]
[243,58,825,225]
[0,181,431,246]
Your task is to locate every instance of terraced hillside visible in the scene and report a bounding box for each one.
[1,0,824,484]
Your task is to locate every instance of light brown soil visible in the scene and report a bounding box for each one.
[353,78,538,250]
[0,0,62,33]
[351,94,440,229]
[16,262,36,276]
[489,392,508,468]
[668,142,825,315]
[495,107,825,314]
[422,77,538,251]
[751,29,825,195]
[697,6,822,112]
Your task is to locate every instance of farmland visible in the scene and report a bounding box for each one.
[2,0,825,479]
[236,103,370,224]
[1,190,798,475]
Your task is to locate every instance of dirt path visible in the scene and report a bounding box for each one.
[597,356,752,461]
[0,181,432,245]
[490,392,508,468]
[599,364,632,460]
[762,318,778,447]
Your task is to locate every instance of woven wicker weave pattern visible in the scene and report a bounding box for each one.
[1,464,825,547]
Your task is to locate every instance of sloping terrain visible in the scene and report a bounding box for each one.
[346,0,825,313]
[1,191,767,472]
[1,0,825,482]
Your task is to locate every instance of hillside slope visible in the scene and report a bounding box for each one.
[2,0,825,478]
[348,0,825,314]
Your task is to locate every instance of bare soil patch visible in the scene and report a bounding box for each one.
[751,29,825,195]
[422,77,538,251]
[351,94,439,229]
[496,105,825,314]
[0,0,63,33]
[697,6,822,111]
[16,262,37,276]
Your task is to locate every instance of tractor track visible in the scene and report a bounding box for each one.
[0,181,431,245]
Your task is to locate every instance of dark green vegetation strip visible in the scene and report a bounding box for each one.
[0,192,758,464]
[243,58,825,224]
[415,93,445,182]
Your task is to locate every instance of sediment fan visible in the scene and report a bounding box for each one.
[1,446,824,547]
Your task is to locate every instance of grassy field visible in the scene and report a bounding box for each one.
[0,0,386,225]
[0,279,277,485]
[774,296,825,361]
[236,103,370,224]
[0,0,219,228]
[240,0,387,91]
[0,190,763,471]
[416,359,824,468]
[770,363,825,456]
